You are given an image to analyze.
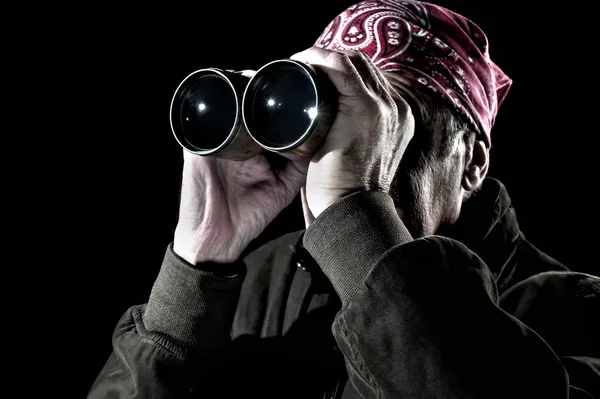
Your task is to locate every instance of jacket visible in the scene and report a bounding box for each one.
[88,177,600,398]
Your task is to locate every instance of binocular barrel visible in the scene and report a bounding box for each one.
[169,59,338,159]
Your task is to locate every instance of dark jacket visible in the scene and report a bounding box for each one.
[88,178,600,398]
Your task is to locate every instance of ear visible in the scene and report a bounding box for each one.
[462,134,489,194]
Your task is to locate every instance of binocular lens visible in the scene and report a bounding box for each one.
[171,60,336,158]
[171,70,238,153]
[244,62,318,149]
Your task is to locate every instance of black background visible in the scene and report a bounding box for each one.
[44,1,596,397]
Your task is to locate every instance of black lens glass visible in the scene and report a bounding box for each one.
[178,74,237,150]
[247,64,317,148]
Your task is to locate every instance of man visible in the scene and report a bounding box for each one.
[88,0,599,397]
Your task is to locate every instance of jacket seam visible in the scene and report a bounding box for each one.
[133,305,199,359]
[339,312,384,399]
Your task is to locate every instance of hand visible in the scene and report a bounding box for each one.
[173,70,311,265]
[290,47,415,218]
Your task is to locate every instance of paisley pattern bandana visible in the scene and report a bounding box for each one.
[314,0,512,147]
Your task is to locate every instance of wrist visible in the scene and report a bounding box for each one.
[308,188,365,219]
[173,227,241,265]
[173,242,241,265]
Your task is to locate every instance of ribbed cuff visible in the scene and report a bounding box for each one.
[143,243,246,352]
[303,191,413,306]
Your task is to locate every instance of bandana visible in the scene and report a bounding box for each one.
[314,0,512,147]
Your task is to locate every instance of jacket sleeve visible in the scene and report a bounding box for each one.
[303,191,600,398]
[87,243,246,398]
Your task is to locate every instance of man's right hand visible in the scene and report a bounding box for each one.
[173,148,310,265]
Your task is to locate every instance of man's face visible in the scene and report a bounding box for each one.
[386,73,466,238]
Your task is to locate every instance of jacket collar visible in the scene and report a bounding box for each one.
[439,177,522,287]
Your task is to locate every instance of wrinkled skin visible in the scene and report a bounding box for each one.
[173,47,485,265]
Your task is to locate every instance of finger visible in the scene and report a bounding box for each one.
[346,50,399,108]
[345,53,413,118]
[340,49,385,94]
[276,154,310,195]
[290,47,367,98]
[379,72,416,117]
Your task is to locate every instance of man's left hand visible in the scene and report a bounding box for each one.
[290,47,415,219]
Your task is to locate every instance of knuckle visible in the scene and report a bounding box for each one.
[386,96,399,116]
[359,95,384,119]
[395,97,413,119]
[328,50,353,68]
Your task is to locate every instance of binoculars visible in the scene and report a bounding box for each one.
[169,59,338,160]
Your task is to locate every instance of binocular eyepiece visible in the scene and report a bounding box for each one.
[170,59,338,160]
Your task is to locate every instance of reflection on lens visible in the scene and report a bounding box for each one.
[244,63,317,149]
[175,73,237,151]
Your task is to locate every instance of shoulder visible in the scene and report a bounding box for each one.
[500,271,600,357]
[501,270,600,303]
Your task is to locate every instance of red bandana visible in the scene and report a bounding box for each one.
[314,0,512,147]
